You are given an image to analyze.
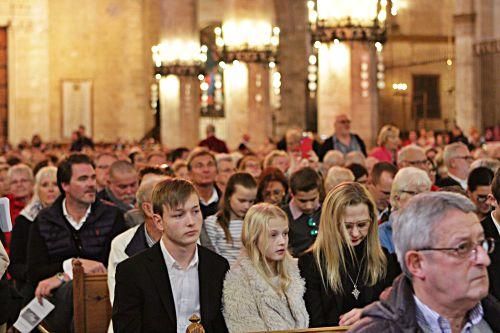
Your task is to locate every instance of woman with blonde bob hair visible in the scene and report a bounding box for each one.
[298,182,400,327]
[369,125,401,164]
[223,203,309,332]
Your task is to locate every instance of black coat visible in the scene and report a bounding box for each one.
[112,243,229,333]
[435,176,461,188]
[318,134,367,161]
[482,214,500,300]
[298,245,401,327]
[27,196,126,285]
[9,214,32,284]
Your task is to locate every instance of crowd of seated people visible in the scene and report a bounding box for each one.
[0,119,498,333]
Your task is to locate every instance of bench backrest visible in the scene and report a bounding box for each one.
[73,260,111,333]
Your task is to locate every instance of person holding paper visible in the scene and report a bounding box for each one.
[26,154,126,332]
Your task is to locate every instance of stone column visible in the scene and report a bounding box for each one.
[158,0,200,148]
[273,0,308,135]
[454,0,478,132]
[221,0,275,146]
[317,41,378,147]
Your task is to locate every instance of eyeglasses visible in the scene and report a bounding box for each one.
[416,238,495,261]
[307,217,318,236]
[400,190,425,196]
[476,194,489,203]
[453,155,474,162]
[407,160,432,168]
[338,120,351,125]
[344,220,370,231]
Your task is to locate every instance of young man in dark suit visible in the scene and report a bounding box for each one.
[112,178,229,333]
[482,168,500,300]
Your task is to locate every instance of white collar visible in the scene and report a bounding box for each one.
[200,187,218,206]
[448,172,467,190]
[62,198,92,226]
[160,239,198,271]
[491,211,500,237]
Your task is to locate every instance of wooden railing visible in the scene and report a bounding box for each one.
[249,327,350,333]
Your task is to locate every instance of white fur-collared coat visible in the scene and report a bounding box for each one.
[222,255,309,333]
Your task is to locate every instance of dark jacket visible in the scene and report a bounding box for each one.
[298,244,401,327]
[282,205,321,257]
[198,135,229,153]
[435,176,461,189]
[112,243,229,333]
[349,275,500,332]
[319,134,367,161]
[9,215,32,284]
[97,188,134,214]
[124,223,150,258]
[482,214,500,300]
[199,185,222,219]
[27,195,126,285]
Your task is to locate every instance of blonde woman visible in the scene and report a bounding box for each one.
[223,203,309,332]
[369,125,401,164]
[298,182,400,327]
[9,166,59,293]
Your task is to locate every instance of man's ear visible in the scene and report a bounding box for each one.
[405,250,426,280]
[487,194,498,208]
[151,211,164,232]
[61,182,70,194]
[142,202,153,218]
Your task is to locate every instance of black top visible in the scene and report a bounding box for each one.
[282,205,321,257]
[8,215,32,284]
[435,176,461,188]
[27,196,126,286]
[298,240,401,327]
[482,214,500,300]
[199,185,222,219]
[112,243,229,333]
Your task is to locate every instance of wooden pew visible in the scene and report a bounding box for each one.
[250,327,350,333]
[72,260,111,333]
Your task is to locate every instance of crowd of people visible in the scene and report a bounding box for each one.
[0,116,499,333]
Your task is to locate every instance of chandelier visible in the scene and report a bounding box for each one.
[214,22,280,64]
[308,0,389,43]
[151,41,208,77]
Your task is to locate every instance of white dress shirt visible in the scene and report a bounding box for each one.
[448,172,467,191]
[491,211,500,237]
[62,199,92,279]
[160,240,200,333]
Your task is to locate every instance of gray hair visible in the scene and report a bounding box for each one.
[136,176,167,214]
[324,166,354,194]
[345,151,366,167]
[397,145,425,166]
[215,153,234,170]
[470,158,500,174]
[323,150,345,168]
[443,142,468,167]
[109,160,136,179]
[322,150,344,176]
[393,192,476,277]
[7,164,34,182]
[390,167,431,209]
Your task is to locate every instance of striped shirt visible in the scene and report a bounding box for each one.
[414,295,492,333]
[204,215,243,265]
